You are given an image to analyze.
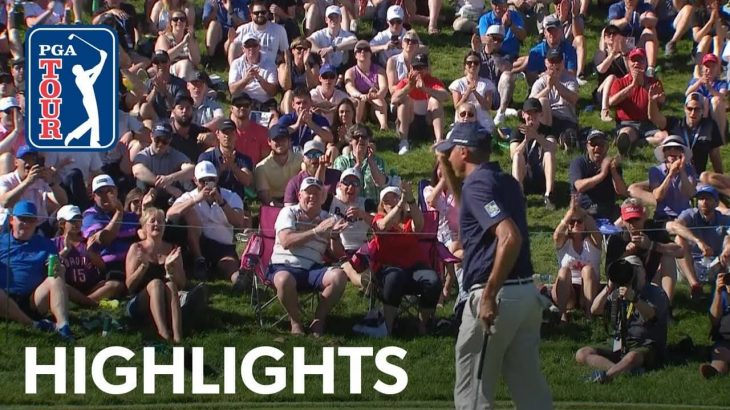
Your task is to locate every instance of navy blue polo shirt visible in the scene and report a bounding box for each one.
[460,162,534,292]
[526,40,577,73]
[277,113,331,148]
[198,147,253,197]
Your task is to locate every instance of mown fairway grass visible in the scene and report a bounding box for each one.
[4,0,730,407]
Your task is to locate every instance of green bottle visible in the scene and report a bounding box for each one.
[47,255,59,278]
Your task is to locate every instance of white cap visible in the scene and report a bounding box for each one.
[57,205,82,221]
[300,177,323,192]
[92,174,116,193]
[195,161,218,180]
[325,5,341,17]
[340,168,362,182]
[241,32,259,45]
[486,24,505,37]
[654,135,693,163]
[379,186,402,202]
[0,96,19,111]
[303,140,325,155]
[387,5,405,21]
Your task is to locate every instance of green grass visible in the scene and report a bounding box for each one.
[6,0,730,407]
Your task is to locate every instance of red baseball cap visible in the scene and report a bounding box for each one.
[621,204,645,220]
[702,53,719,66]
[627,48,647,61]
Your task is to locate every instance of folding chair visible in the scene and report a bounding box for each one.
[239,205,317,327]
[417,179,430,212]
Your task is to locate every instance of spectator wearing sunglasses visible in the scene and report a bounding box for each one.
[310,64,349,125]
[229,94,271,165]
[228,34,279,105]
[280,38,323,114]
[449,51,496,133]
[284,140,341,208]
[333,124,387,203]
[477,0,526,61]
[345,40,389,131]
[369,6,406,67]
[473,25,516,126]
[228,0,289,66]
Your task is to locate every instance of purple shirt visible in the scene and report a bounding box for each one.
[81,205,139,264]
[52,236,102,292]
[283,169,342,205]
[648,163,698,220]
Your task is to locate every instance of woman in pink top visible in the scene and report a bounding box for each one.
[344,40,388,130]
[423,162,462,305]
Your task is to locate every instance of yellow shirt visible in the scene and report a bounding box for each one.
[254,151,303,201]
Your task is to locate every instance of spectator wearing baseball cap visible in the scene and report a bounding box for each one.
[547,0,587,83]
[332,124,388,203]
[475,25,517,126]
[392,52,450,155]
[685,53,728,141]
[229,33,279,106]
[140,50,189,123]
[309,63,350,126]
[369,5,406,66]
[228,93,271,165]
[307,6,357,70]
[198,119,254,196]
[0,199,75,341]
[0,146,67,231]
[593,24,630,123]
[609,48,665,157]
[607,0,658,76]
[668,184,730,299]
[649,91,723,174]
[187,71,225,130]
[283,139,342,208]
[227,0,289,67]
[524,16,578,85]
[648,135,697,222]
[477,0,526,60]
[10,58,24,92]
[528,47,580,150]
[169,93,211,163]
[279,37,323,114]
[168,161,247,286]
[254,125,304,206]
[132,122,196,205]
[344,40,389,131]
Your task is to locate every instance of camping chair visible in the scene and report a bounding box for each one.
[238,205,317,327]
[417,179,430,212]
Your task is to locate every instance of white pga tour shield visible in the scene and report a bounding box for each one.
[26,25,119,151]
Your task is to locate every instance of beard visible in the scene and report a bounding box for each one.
[176,115,192,127]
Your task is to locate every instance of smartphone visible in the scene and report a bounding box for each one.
[205,181,215,189]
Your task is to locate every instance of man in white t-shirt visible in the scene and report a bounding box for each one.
[307,6,357,71]
[268,177,348,336]
[228,0,289,66]
[167,161,248,287]
[43,151,103,210]
[228,34,279,105]
[0,145,67,230]
[369,5,406,67]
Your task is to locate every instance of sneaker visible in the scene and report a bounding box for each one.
[56,324,75,343]
[544,194,556,211]
[700,363,719,379]
[584,370,608,383]
[504,108,518,117]
[232,270,252,293]
[494,111,506,126]
[354,321,388,338]
[180,283,208,321]
[193,257,208,281]
[645,66,655,78]
[665,41,676,57]
[577,77,588,86]
[33,319,55,333]
[616,132,631,157]
[349,20,358,32]
[398,139,409,156]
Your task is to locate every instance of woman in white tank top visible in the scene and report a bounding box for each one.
[551,197,602,323]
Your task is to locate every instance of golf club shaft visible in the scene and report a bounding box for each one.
[477,329,489,380]
[70,34,103,54]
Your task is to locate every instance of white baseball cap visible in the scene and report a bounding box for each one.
[92,174,116,193]
[195,161,218,180]
[303,140,325,155]
[325,5,341,17]
[379,186,402,202]
[340,168,362,182]
[387,5,405,21]
[486,24,505,37]
[300,177,323,192]
[0,96,19,111]
[57,205,82,221]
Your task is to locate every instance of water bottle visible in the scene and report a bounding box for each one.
[13,1,24,29]
[698,256,712,283]
[389,169,401,187]
[102,316,111,337]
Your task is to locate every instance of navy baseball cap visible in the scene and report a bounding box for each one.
[320,64,336,76]
[152,122,173,138]
[695,184,719,201]
[434,122,491,152]
[219,119,236,132]
[16,145,37,158]
[12,200,37,218]
[268,124,289,139]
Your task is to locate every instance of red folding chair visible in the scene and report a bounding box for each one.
[239,205,317,327]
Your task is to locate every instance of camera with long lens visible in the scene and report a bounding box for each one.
[607,258,636,287]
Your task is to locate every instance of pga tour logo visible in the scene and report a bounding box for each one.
[26,26,118,151]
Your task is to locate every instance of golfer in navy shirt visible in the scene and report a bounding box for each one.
[436,122,552,409]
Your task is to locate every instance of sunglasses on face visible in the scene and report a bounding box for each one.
[404,38,419,45]
[490,36,504,42]
[235,102,252,109]
[244,43,260,49]
[305,151,324,160]
[390,19,402,24]
[199,177,216,184]
[321,73,337,80]
[569,218,583,225]
[341,179,361,188]
[17,216,37,224]
[588,141,606,147]
[465,60,480,66]
[459,111,475,118]
[171,16,186,22]
[252,10,267,15]
[686,106,702,112]
[355,48,371,54]
[95,187,115,196]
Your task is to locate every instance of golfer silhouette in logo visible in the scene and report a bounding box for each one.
[64,34,108,148]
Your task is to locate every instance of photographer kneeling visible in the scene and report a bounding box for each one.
[575,256,670,383]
